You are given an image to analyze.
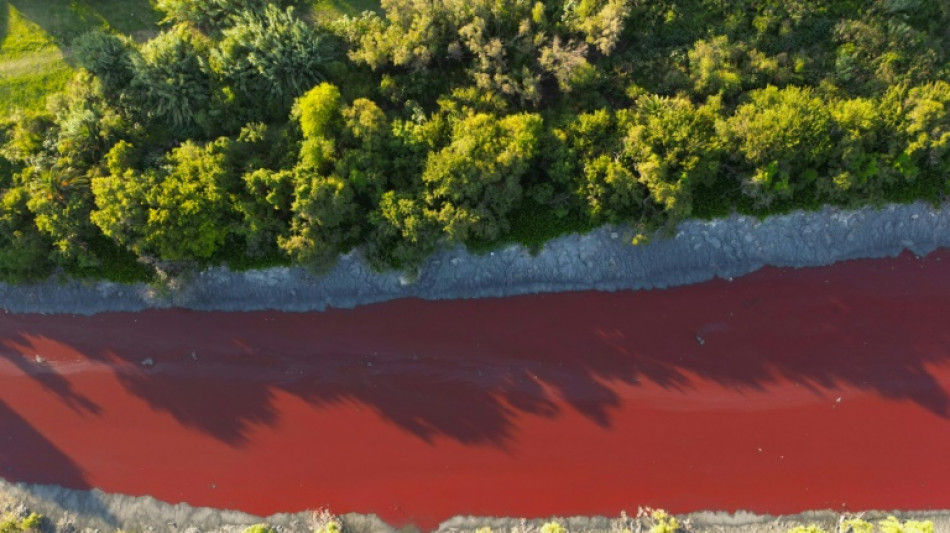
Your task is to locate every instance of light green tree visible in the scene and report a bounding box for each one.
[723,85,833,206]
[422,112,542,242]
[91,141,234,261]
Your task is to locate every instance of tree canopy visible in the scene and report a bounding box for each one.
[2,0,949,281]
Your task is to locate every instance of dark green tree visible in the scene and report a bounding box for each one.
[212,5,333,121]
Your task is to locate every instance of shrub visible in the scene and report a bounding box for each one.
[241,525,277,533]
[72,32,137,97]
[786,527,828,533]
[648,509,681,533]
[212,6,332,121]
[0,512,45,533]
[877,516,934,533]
[841,518,874,533]
[723,85,833,207]
[540,522,567,533]
[126,27,213,137]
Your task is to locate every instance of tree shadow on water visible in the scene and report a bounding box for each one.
[0,399,89,489]
[0,271,949,449]
[0,398,119,527]
[0,346,101,415]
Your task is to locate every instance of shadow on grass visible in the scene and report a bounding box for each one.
[0,1,8,45]
[8,0,159,47]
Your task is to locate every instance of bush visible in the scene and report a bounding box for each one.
[72,32,137,97]
[723,85,833,207]
[241,525,277,533]
[0,512,45,533]
[212,6,333,121]
[125,27,213,137]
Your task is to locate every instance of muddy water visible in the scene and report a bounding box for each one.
[1,251,949,530]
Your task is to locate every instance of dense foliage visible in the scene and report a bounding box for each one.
[2,0,950,281]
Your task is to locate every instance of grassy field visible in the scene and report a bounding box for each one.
[0,0,160,115]
[0,3,70,113]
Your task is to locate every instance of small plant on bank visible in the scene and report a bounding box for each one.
[787,527,830,533]
[0,513,45,533]
[637,508,682,533]
[877,516,934,533]
[786,516,934,533]
[540,521,568,533]
[840,518,874,533]
[242,524,277,533]
[310,508,342,533]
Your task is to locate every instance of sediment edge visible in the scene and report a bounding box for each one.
[2,202,949,315]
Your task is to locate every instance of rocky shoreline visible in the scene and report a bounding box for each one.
[2,479,948,533]
[2,202,949,315]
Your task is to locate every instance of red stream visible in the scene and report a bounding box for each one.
[2,251,950,530]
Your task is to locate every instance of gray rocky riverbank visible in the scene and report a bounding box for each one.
[1,202,949,315]
[2,479,948,533]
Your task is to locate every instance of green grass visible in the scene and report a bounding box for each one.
[6,0,160,45]
[0,3,71,113]
[0,0,380,116]
[0,0,160,116]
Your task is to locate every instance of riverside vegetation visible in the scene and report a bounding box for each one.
[0,509,938,533]
[0,0,949,283]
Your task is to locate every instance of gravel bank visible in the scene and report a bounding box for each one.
[2,479,948,533]
[1,202,948,315]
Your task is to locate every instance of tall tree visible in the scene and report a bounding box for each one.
[422,112,542,241]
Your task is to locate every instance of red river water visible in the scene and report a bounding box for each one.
[2,251,950,530]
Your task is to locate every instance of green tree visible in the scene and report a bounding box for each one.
[0,186,54,282]
[561,0,633,55]
[365,191,441,269]
[236,168,295,257]
[91,141,235,261]
[126,27,214,137]
[688,36,744,98]
[295,83,344,141]
[901,81,950,176]
[212,6,332,121]
[723,85,833,206]
[549,108,642,223]
[281,171,361,268]
[341,0,629,107]
[625,94,723,221]
[834,0,949,94]
[155,0,284,34]
[821,93,905,201]
[422,112,542,242]
[72,32,137,98]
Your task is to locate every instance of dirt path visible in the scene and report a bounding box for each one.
[2,251,949,531]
